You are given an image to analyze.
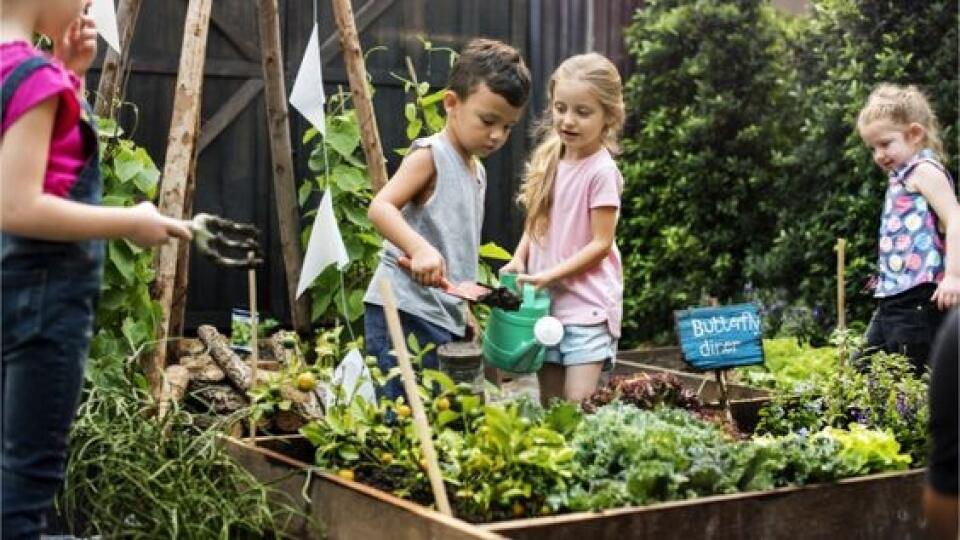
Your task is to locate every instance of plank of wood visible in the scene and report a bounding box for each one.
[150,0,213,396]
[256,0,311,333]
[197,78,265,153]
[93,0,143,118]
[481,470,926,540]
[331,0,390,192]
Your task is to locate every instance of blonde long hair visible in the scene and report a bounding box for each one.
[517,53,625,239]
[857,83,947,160]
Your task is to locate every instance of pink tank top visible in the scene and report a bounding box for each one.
[1,40,88,197]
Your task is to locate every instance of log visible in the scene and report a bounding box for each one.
[256,0,311,332]
[269,332,290,366]
[180,353,226,383]
[150,0,213,396]
[188,383,248,415]
[198,324,254,391]
[331,0,389,192]
[158,364,191,419]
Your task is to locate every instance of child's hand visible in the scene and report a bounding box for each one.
[128,202,193,247]
[53,8,98,77]
[516,271,556,291]
[499,258,526,276]
[409,245,446,287]
[932,275,960,310]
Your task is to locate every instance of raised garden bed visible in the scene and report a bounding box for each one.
[223,435,928,540]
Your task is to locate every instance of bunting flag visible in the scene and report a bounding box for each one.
[296,189,349,299]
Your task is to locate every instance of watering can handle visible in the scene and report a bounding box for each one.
[522,283,537,306]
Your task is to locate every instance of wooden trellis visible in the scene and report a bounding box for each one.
[98,0,392,395]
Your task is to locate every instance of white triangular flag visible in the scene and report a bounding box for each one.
[296,190,349,298]
[289,23,326,134]
[324,349,376,409]
[90,0,121,54]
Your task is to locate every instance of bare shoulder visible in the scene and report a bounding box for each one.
[909,161,952,192]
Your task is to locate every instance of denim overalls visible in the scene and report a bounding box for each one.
[1,56,105,539]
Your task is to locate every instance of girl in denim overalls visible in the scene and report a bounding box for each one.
[1,2,191,537]
[856,84,960,374]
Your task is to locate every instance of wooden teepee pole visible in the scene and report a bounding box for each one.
[330,0,389,193]
[94,0,143,118]
[150,0,212,396]
[256,0,311,333]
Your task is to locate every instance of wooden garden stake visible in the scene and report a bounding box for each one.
[836,238,847,365]
[256,0,311,333]
[714,369,735,426]
[331,0,389,193]
[378,280,453,516]
[150,0,212,396]
[248,252,259,445]
[94,0,143,119]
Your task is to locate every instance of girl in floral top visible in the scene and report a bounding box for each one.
[856,83,960,373]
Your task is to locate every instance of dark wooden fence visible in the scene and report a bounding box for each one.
[87,0,643,329]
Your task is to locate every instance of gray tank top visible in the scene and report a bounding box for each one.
[364,132,486,335]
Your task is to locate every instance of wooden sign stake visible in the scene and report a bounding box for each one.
[150,0,212,397]
[331,0,389,193]
[714,369,734,426]
[378,280,453,516]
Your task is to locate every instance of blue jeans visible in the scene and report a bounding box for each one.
[364,303,458,402]
[2,270,100,539]
[2,56,104,540]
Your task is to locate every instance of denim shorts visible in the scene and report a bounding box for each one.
[543,323,617,369]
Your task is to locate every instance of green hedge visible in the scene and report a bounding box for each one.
[619,0,959,345]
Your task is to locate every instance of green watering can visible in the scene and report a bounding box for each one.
[482,274,562,373]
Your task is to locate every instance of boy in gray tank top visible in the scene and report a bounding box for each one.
[364,39,531,401]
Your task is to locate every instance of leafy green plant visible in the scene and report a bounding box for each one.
[299,91,381,325]
[756,351,929,463]
[566,402,910,512]
[88,117,163,387]
[58,356,310,538]
[737,337,838,391]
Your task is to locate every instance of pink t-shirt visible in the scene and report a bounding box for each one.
[1,40,88,197]
[528,147,624,338]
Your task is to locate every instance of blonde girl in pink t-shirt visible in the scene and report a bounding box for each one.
[501,53,625,403]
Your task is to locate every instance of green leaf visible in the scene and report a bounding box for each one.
[417,82,430,96]
[325,113,361,161]
[333,164,367,193]
[298,181,313,207]
[406,119,423,141]
[115,155,142,184]
[108,241,136,285]
[479,242,512,261]
[404,103,418,122]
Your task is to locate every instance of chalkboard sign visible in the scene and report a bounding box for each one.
[674,303,764,371]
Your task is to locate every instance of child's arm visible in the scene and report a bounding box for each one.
[367,147,444,286]
[500,232,530,275]
[517,206,617,289]
[912,163,960,309]
[1,97,192,246]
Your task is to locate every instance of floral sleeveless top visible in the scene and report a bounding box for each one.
[875,149,954,298]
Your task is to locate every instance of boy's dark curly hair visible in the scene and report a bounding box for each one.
[448,38,531,108]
